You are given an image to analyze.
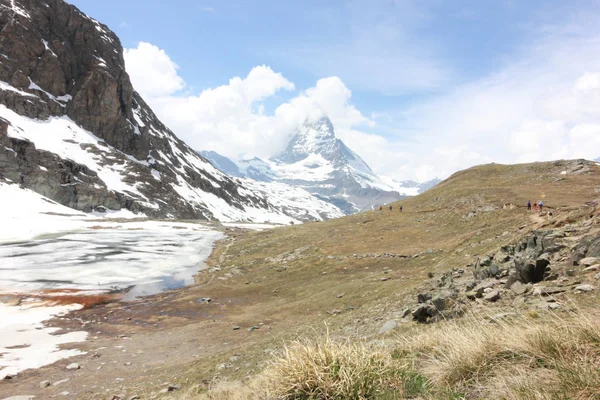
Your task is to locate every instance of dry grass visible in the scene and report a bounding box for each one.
[180,310,600,400]
[263,333,399,399]
[398,309,600,399]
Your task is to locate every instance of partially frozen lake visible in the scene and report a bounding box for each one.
[0,216,223,378]
[0,221,223,299]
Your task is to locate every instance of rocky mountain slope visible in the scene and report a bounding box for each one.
[201,117,439,214]
[0,0,340,223]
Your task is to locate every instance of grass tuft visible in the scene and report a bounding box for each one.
[263,333,397,399]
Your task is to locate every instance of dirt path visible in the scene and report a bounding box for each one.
[529,212,547,224]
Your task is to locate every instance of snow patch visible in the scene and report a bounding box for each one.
[27,78,71,106]
[0,301,87,379]
[41,39,57,57]
[1,0,31,18]
[1,105,157,206]
[0,80,36,98]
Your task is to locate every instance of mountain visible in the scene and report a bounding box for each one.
[0,0,340,223]
[201,117,438,214]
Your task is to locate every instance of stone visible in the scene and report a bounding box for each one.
[579,257,599,266]
[66,363,80,370]
[232,326,241,330]
[510,281,530,295]
[40,380,51,388]
[574,284,594,292]
[595,273,600,280]
[534,286,567,296]
[515,257,549,284]
[484,289,500,302]
[582,265,599,272]
[465,291,479,300]
[412,304,437,323]
[378,320,398,335]
[548,303,561,310]
[432,295,450,311]
[417,292,432,303]
[159,385,181,393]
[129,396,141,400]
[248,326,260,331]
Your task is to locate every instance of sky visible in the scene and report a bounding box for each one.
[70,0,600,181]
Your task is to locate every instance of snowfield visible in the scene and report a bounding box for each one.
[0,301,87,379]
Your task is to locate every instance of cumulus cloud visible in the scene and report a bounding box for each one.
[125,13,600,184]
[124,42,371,160]
[124,42,185,97]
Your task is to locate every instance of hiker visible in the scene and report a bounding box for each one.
[389,205,392,211]
[400,205,403,212]
[547,211,553,222]
[379,206,382,211]
[533,202,538,211]
[539,201,544,212]
[527,200,531,211]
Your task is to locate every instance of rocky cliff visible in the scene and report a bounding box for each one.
[0,0,337,222]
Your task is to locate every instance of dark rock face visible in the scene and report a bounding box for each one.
[572,234,600,263]
[0,0,290,219]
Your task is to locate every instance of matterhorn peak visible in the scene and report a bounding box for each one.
[301,116,336,140]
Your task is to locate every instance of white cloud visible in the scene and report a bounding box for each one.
[125,8,600,184]
[357,18,600,181]
[124,42,185,98]
[124,42,372,161]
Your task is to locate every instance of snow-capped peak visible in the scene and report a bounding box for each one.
[273,116,373,175]
[201,115,438,215]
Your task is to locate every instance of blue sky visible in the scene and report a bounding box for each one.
[70,0,600,180]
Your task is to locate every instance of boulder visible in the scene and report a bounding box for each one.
[582,265,599,272]
[580,257,599,267]
[378,320,398,335]
[515,257,549,284]
[574,284,594,292]
[533,286,566,296]
[412,304,437,323]
[509,281,530,295]
[484,289,500,302]
[417,292,432,303]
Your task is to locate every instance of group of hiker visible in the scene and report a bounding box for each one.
[379,205,403,212]
[527,200,545,212]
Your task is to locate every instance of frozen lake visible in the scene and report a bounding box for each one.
[0,219,223,378]
[0,221,223,299]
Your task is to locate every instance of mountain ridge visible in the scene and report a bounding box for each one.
[200,116,439,214]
